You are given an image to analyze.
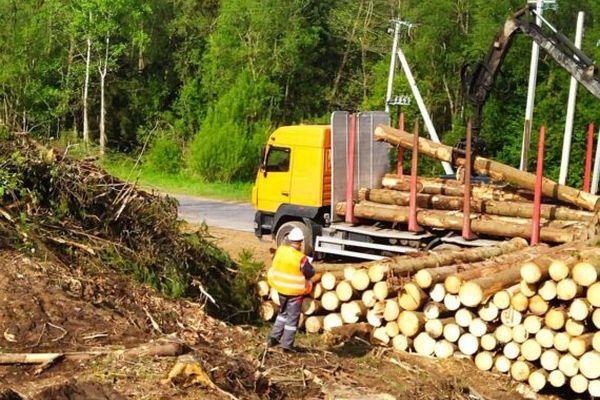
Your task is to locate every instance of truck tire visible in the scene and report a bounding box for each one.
[275,221,313,255]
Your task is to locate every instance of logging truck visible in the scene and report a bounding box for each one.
[251,111,496,261]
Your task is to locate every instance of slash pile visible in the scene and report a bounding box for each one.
[333,125,600,243]
[257,237,600,396]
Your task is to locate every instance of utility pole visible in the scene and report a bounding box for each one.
[385,20,401,114]
[558,11,585,185]
[521,0,556,171]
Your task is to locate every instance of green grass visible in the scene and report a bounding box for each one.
[100,155,252,202]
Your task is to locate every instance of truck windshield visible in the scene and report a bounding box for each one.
[266,146,290,172]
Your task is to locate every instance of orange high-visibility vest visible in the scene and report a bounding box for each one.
[267,245,312,296]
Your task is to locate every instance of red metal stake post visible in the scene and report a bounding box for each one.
[462,120,475,240]
[408,121,420,232]
[345,113,356,224]
[531,125,545,246]
[583,122,594,192]
[397,111,405,177]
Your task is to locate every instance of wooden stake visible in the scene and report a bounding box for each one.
[593,331,600,352]
[311,282,324,299]
[423,302,448,320]
[383,299,401,322]
[368,263,387,283]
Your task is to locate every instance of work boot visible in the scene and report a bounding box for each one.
[282,345,305,354]
[266,337,279,348]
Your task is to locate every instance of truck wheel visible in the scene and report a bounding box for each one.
[275,221,313,255]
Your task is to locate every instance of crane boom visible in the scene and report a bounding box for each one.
[466,6,600,135]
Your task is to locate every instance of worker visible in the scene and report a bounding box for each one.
[266,227,315,352]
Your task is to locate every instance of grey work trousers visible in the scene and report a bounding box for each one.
[268,293,303,349]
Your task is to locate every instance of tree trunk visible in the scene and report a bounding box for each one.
[374,125,600,211]
[361,187,593,222]
[98,35,109,156]
[336,201,583,243]
[83,32,91,145]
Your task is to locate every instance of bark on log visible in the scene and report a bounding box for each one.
[374,125,600,211]
[336,201,583,243]
[361,186,593,222]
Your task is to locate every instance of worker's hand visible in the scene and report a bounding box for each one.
[307,256,314,264]
[311,272,322,283]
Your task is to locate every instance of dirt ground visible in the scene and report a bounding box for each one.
[0,226,563,400]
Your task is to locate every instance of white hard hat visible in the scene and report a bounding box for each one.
[288,227,304,242]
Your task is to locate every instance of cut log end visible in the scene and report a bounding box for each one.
[458,282,483,308]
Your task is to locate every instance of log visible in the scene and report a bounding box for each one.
[385,321,400,338]
[548,370,567,388]
[373,281,389,301]
[540,349,560,371]
[459,266,524,307]
[397,283,426,311]
[556,278,582,300]
[370,327,390,346]
[589,380,600,397]
[481,334,497,351]
[325,322,372,341]
[570,374,589,394]
[594,331,600,352]
[379,175,531,202]
[455,308,475,328]
[522,338,543,361]
[492,285,519,309]
[310,282,324,299]
[429,283,446,302]
[0,353,63,364]
[520,280,538,297]
[434,340,456,358]
[335,280,356,302]
[558,353,580,378]
[535,328,555,349]
[350,270,370,291]
[259,301,277,321]
[424,319,444,339]
[340,301,367,324]
[569,298,591,321]
[475,351,494,371]
[565,319,586,337]
[580,351,600,379]
[523,315,543,334]
[423,302,448,320]
[457,333,479,356]
[413,332,436,356]
[549,259,570,282]
[368,263,387,283]
[256,280,270,297]
[336,201,581,243]
[512,324,529,344]
[468,318,489,337]
[587,282,600,307]
[321,291,340,311]
[343,266,357,281]
[553,332,572,352]
[443,293,461,311]
[594,308,600,329]
[383,299,401,322]
[360,186,594,221]
[503,341,521,360]
[495,325,514,344]
[321,273,338,290]
[443,323,463,343]
[374,124,600,210]
[510,360,532,382]
[305,316,325,334]
[528,369,548,392]
[545,308,568,330]
[569,333,594,357]
[519,244,600,283]
[537,280,557,301]
[494,355,512,373]
[301,298,321,316]
[323,313,344,331]
[478,302,499,322]
[269,288,280,306]
[397,311,424,337]
[392,334,412,352]
[572,260,600,286]
[500,308,522,327]
[510,292,529,312]
[361,290,376,308]
[528,295,549,316]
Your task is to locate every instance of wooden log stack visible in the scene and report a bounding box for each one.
[256,239,600,397]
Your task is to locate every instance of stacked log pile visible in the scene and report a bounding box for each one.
[333,125,600,243]
[257,238,600,396]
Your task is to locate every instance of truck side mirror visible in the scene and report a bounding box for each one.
[260,146,267,177]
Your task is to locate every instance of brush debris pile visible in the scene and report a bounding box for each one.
[0,134,237,312]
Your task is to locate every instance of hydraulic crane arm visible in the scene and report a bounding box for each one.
[466,6,600,135]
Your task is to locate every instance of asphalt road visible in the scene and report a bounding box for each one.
[175,194,255,232]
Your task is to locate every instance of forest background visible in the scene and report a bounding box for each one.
[1,0,600,196]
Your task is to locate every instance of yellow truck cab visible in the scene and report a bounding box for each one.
[252,125,331,254]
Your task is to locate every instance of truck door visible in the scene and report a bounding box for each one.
[256,145,292,213]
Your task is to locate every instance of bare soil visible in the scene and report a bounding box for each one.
[0,227,561,400]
